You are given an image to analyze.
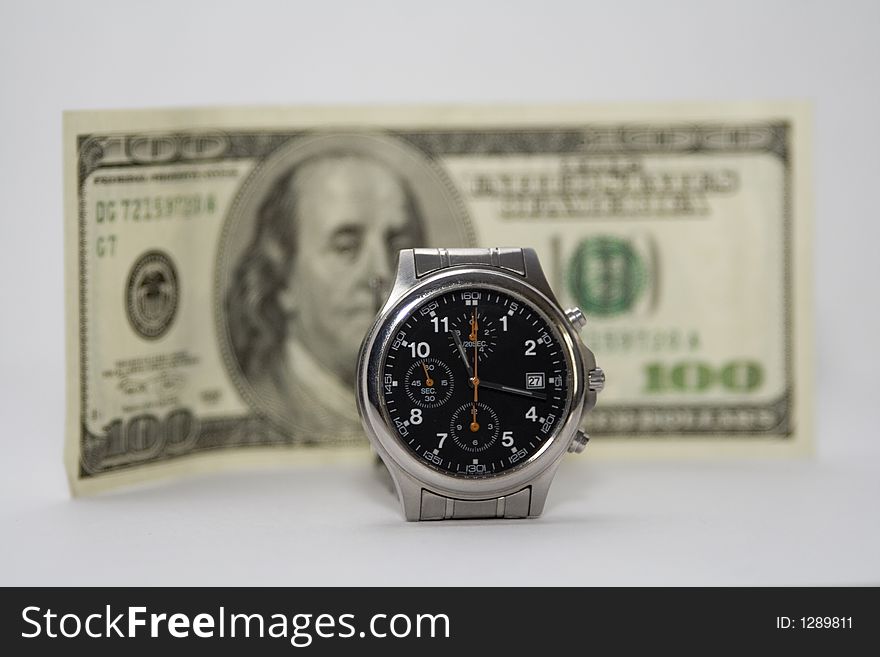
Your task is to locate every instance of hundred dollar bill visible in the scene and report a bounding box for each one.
[64,103,813,494]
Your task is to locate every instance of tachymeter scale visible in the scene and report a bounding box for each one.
[381,288,570,477]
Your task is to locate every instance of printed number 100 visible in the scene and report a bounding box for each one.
[644,360,763,393]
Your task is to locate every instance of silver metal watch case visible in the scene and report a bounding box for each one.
[357,249,598,520]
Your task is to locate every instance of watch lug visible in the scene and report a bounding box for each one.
[380,453,423,521]
[521,248,559,304]
[527,459,563,517]
[384,249,418,309]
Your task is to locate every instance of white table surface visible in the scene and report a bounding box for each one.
[1,0,879,586]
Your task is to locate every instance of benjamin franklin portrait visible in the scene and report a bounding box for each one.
[218,134,473,445]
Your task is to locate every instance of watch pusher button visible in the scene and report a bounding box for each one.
[588,368,605,393]
[565,307,587,331]
[568,430,589,454]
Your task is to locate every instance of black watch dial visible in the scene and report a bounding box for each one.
[381,288,570,477]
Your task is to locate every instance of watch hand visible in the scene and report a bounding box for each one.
[470,309,480,432]
[450,330,473,378]
[477,379,548,401]
[420,360,434,387]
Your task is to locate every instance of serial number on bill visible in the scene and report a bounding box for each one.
[776,617,852,629]
[94,194,217,222]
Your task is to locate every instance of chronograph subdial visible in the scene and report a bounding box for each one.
[449,401,500,453]
[403,358,455,409]
[447,311,498,364]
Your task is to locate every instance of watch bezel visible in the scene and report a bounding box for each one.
[357,266,587,501]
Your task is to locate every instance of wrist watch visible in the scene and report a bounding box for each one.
[356,248,604,520]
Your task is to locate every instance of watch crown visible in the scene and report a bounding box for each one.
[565,307,587,331]
[568,430,589,454]
[588,368,605,393]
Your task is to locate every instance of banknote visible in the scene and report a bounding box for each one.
[64,103,813,494]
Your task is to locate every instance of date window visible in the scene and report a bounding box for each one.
[525,372,545,390]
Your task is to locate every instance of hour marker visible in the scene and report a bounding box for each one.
[510,447,517,453]
[391,380,398,387]
[539,417,545,423]
[433,448,439,455]
[507,310,514,315]
[472,459,479,465]
[403,420,410,427]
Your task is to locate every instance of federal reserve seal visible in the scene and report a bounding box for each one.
[126,250,179,339]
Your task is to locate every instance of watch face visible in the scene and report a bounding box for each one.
[380,287,571,477]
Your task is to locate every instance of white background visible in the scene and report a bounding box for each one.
[1,0,878,585]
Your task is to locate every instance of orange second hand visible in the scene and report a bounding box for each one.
[471,308,480,432]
